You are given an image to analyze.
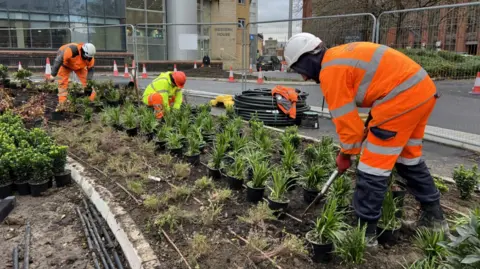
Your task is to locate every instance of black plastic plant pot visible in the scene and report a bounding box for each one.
[227,175,243,190]
[185,154,200,165]
[303,187,320,204]
[306,231,334,263]
[114,124,124,131]
[267,197,289,218]
[146,132,156,141]
[392,187,406,218]
[92,104,103,113]
[246,183,265,203]
[29,180,49,197]
[55,170,72,188]
[0,183,13,199]
[199,143,206,153]
[377,226,400,246]
[247,167,253,181]
[169,147,183,158]
[51,111,65,121]
[106,100,120,107]
[47,177,53,188]
[155,140,167,152]
[126,127,138,137]
[14,181,31,196]
[207,166,222,180]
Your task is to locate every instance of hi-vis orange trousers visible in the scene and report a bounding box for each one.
[57,66,96,103]
[354,97,440,221]
[146,93,175,119]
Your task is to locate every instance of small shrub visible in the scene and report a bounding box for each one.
[453,165,479,200]
[401,257,438,269]
[282,232,308,257]
[268,168,290,203]
[200,203,223,226]
[209,188,232,204]
[191,233,210,259]
[300,164,327,191]
[307,197,348,244]
[335,222,367,265]
[195,176,214,191]
[413,228,446,260]
[248,160,270,188]
[170,185,193,202]
[433,176,449,193]
[143,195,161,210]
[174,163,191,179]
[158,154,174,165]
[238,202,276,226]
[378,190,401,230]
[127,180,145,195]
[154,206,191,232]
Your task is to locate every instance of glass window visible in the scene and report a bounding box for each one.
[9,13,29,20]
[0,0,6,9]
[30,14,50,21]
[51,15,69,22]
[30,22,51,48]
[0,20,9,48]
[88,25,106,50]
[69,0,87,15]
[8,0,29,10]
[70,22,88,44]
[127,9,145,25]
[238,0,245,4]
[146,0,162,11]
[105,26,125,50]
[50,0,69,13]
[0,12,7,19]
[10,21,30,49]
[70,15,88,23]
[106,18,121,24]
[51,22,71,48]
[146,11,163,24]
[88,17,105,24]
[105,0,124,17]
[31,2,50,12]
[87,0,104,17]
[238,18,245,28]
[126,0,144,9]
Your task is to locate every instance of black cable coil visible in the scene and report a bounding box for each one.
[233,88,310,126]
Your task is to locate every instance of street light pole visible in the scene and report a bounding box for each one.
[288,0,293,39]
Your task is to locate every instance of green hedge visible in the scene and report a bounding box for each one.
[398,49,480,79]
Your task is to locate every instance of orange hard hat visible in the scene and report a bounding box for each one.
[172,71,187,88]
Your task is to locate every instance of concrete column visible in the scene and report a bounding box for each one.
[15,21,25,49]
[166,0,198,60]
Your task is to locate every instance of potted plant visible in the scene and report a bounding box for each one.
[453,164,479,200]
[328,174,353,210]
[155,125,172,152]
[206,144,227,180]
[200,116,216,143]
[281,126,301,150]
[121,103,138,136]
[281,143,300,190]
[13,68,32,88]
[306,197,347,263]
[105,106,122,130]
[0,156,13,199]
[29,152,53,197]
[49,145,71,187]
[10,149,32,195]
[300,164,327,204]
[105,88,121,106]
[166,131,183,157]
[377,190,402,246]
[246,160,270,203]
[267,169,291,218]
[184,134,201,165]
[139,109,158,141]
[226,157,246,190]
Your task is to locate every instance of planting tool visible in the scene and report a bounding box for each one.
[302,170,339,216]
[23,222,30,269]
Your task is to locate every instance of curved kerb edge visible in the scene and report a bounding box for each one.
[66,157,162,269]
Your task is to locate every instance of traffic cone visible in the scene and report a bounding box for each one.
[249,64,253,73]
[471,72,480,95]
[113,60,119,76]
[142,64,148,79]
[228,66,235,82]
[18,61,22,71]
[194,61,197,69]
[280,64,284,72]
[131,60,136,77]
[123,64,129,78]
[257,67,264,84]
[174,64,177,72]
[44,58,52,79]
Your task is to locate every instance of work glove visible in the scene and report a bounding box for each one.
[336,152,352,174]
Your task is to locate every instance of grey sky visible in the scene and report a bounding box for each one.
[257,0,303,43]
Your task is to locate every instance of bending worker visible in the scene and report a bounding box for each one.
[51,42,97,109]
[284,33,446,246]
[142,71,187,119]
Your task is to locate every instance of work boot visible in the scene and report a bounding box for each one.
[403,200,450,233]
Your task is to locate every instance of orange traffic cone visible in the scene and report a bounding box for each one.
[18,61,22,71]
[280,64,284,72]
[44,58,52,80]
[194,61,197,69]
[257,67,264,84]
[174,64,177,72]
[113,60,119,76]
[471,72,480,95]
[142,64,148,79]
[123,64,129,78]
[229,66,235,82]
[131,60,136,77]
[249,64,253,73]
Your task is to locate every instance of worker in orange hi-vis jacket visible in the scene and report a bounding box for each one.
[284,33,446,248]
[51,42,97,110]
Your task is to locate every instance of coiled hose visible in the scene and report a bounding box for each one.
[233,88,310,126]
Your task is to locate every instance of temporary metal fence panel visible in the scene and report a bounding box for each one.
[241,13,376,91]
[376,2,480,80]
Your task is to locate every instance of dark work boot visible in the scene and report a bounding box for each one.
[403,200,449,233]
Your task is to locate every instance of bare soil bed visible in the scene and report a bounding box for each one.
[4,88,480,269]
[0,186,89,269]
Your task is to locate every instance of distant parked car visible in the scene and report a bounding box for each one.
[256,55,282,71]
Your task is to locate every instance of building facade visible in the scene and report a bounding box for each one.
[0,0,251,67]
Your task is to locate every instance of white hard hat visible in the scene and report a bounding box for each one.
[82,43,96,58]
[284,33,323,68]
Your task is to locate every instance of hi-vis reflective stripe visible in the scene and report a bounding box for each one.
[358,161,391,177]
[373,68,428,107]
[340,141,363,150]
[407,138,423,146]
[58,88,68,97]
[396,156,422,165]
[330,101,356,118]
[365,142,403,155]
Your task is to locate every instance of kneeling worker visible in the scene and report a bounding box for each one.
[51,42,97,110]
[143,71,187,119]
